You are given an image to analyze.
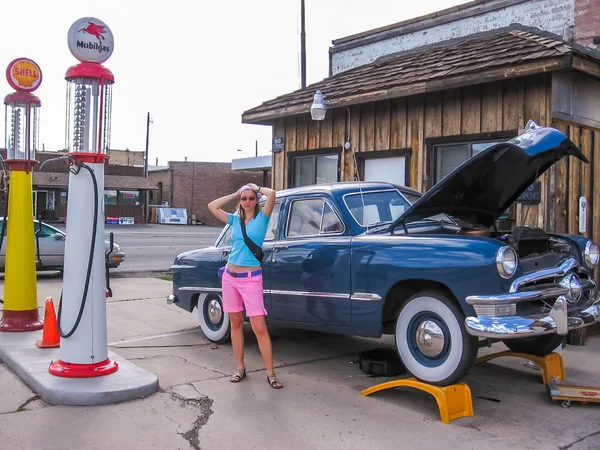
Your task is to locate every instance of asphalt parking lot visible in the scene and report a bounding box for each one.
[1,276,600,449]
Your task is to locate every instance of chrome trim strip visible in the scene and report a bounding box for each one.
[178,287,222,293]
[467,277,596,306]
[170,265,196,270]
[270,289,350,299]
[510,258,578,293]
[466,288,570,305]
[351,293,383,301]
[465,304,600,339]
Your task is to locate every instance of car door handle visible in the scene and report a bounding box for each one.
[222,250,231,256]
[273,245,288,252]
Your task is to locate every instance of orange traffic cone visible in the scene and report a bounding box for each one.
[36,297,60,348]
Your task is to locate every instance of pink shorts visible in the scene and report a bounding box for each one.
[221,269,268,317]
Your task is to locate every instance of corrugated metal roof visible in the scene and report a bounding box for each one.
[242,27,598,124]
[32,172,158,190]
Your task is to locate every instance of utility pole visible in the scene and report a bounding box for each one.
[144,112,151,223]
[300,0,306,88]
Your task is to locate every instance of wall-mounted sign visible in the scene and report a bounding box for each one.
[272,136,285,152]
[516,181,541,204]
[6,58,42,92]
[119,217,134,225]
[67,17,114,64]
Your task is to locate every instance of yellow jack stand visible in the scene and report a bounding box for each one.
[361,378,474,424]
[476,351,566,385]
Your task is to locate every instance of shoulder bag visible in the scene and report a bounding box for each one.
[239,217,265,262]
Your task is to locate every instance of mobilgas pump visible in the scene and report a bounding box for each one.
[49,17,118,377]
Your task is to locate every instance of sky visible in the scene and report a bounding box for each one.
[1,0,469,166]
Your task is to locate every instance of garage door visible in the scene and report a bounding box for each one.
[364,157,405,186]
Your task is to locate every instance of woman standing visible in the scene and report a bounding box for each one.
[207,183,283,389]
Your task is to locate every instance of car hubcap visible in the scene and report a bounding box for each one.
[416,320,445,358]
[208,299,223,325]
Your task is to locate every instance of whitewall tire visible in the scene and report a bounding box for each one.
[197,293,231,344]
[395,291,477,386]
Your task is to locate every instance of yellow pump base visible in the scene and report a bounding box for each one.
[361,377,474,424]
[0,170,42,332]
[476,351,566,385]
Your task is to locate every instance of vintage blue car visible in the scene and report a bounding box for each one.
[168,123,599,386]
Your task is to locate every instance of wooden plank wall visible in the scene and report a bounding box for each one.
[274,73,551,192]
[272,73,600,255]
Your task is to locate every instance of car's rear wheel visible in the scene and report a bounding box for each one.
[198,294,230,344]
[502,334,564,356]
[395,291,478,386]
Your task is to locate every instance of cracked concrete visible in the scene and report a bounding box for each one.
[560,430,600,450]
[170,385,214,450]
[1,276,600,449]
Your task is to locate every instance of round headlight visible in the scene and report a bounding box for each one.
[496,246,518,279]
[584,241,599,268]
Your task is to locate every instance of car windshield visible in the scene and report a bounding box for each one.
[344,189,455,228]
[344,190,412,227]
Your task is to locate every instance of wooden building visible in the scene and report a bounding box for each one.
[242,26,600,247]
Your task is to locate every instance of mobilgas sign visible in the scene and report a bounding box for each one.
[67,17,114,64]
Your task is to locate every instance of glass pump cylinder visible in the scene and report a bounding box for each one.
[4,94,40,162]
[64,66,113,157]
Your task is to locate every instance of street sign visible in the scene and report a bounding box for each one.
[272,136,285,152]
[516,181,541,204]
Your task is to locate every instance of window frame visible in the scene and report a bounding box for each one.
[284,197,346,239]
[287,148,341,188]
[425,130,517,191]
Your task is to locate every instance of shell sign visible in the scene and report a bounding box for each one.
[6,58,42,92]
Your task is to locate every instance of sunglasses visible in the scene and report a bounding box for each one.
[240,197,256,201]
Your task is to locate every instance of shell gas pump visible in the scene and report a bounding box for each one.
[48,17,118,377]
[0,58,44,332]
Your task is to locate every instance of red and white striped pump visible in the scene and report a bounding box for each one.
[49,17,118,378]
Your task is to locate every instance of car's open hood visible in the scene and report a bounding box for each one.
[393,123,588,229]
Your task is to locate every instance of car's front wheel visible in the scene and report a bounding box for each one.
[395,291,478,386]
[197,294,230,344]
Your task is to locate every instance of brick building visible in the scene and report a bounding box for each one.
[107,148,145,167]
[149,161,271,226]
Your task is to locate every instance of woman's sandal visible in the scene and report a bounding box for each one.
[267,373,283,389]
[230,367,246,383]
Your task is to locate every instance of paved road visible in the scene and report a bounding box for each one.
[53,223,223,275]
[1,277,600,449]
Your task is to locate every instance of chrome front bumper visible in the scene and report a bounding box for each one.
[465,301,600,339]
[464,258,600,339]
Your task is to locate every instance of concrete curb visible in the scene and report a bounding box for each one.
[0,331,159,406]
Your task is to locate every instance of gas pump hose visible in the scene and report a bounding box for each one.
[57,161,99,338]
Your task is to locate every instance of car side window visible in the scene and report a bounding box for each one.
[321,202,344,234]
[264,203,281,241]
[37,224,57,238]
[217,226,232,248]
[286,198,344,237]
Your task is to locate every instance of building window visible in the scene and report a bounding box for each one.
[434,141,500,184]
[292,154,338,188]
[119,190,140,206]
[105,190,117,205]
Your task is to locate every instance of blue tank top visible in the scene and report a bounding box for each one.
[227,211,270,266]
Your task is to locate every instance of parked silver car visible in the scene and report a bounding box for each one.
[0,219,125,271]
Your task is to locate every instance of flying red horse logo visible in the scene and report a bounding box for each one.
[78,22,107,43]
